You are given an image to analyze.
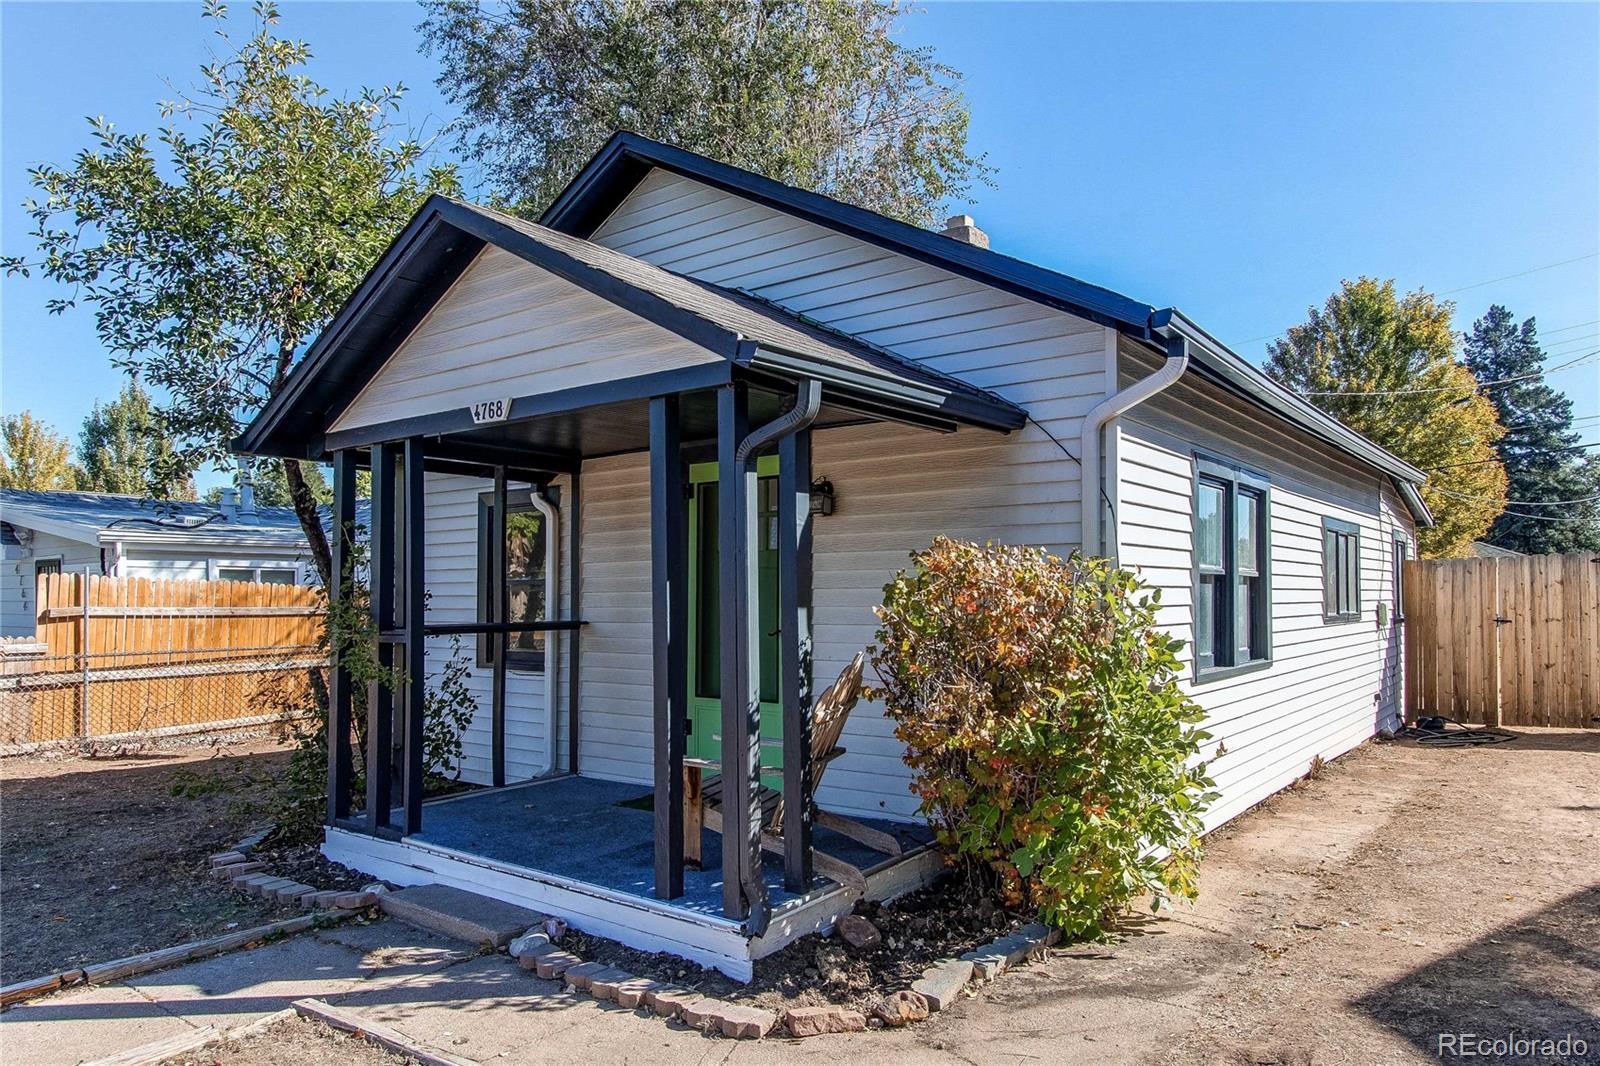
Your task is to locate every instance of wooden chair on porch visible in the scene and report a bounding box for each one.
[683,652,903,894]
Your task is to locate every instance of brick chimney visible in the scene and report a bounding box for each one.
[940,214,990,250]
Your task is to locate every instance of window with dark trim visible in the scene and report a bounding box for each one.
[478,488,551,671]
[1193,455,1271,681]
[1392,533,1409,622]
[1322,517,1362,622]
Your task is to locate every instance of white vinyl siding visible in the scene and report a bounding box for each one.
[585,167,1114,819]
[330,245,721,435]
[1,530,101,638]
[1114,339,1414,830]
[422,472,573,784]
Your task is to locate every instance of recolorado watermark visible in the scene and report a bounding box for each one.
[1437,1031,1589,1059]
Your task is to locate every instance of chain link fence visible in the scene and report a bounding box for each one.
[1,645,326,755]
[2,573,327,756]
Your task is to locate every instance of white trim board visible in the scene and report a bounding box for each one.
[322,827,942,981]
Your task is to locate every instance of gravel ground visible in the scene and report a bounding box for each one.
[0,739,297,984]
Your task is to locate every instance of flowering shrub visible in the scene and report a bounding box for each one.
[868,537,1217,937]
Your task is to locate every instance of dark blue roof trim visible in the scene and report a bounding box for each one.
[237,194,1025,460]
[541,132,1159,334]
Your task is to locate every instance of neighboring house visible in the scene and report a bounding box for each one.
[0,487,318,637]
[1469,540,1524,558]
[235,133,1430,978]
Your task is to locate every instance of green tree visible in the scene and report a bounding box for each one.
[420,0,989,224]
[1266,278,1507,558]
[1462,306,1600,554]
[78,383,197,499]
[0,412,84,491]
[3,1,458,584]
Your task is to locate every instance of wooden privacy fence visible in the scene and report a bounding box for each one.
[1403,553,1599,728]
[0,573,327,751]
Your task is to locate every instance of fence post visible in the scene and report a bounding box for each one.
[79,568,93,740]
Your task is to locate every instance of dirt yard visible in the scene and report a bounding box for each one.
[0,739,299,984]
[903,728,1599,1065]
[159,1015,418,1066]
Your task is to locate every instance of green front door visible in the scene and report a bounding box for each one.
[686,458,782,775]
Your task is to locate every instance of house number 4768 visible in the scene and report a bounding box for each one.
[470,397,510,425]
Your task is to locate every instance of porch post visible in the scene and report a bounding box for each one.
[491,465,508,788]
[778,428,814,890]
[326,448,357,824]
[365,443,397,832]
[650,395,687,899]
[717,382,766,921]
[399,438,428,835]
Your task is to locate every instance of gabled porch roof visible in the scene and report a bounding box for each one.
[236,196,1026,463]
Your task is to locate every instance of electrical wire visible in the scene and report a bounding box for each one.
[1433,487,1600,506]
[1232,261,1600,348]
[1423,441,1600,470]
[1294,349,1600,397]
[1495,508,1600,523]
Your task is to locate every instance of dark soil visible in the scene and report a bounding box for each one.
[0,739,299,984]
[569,872,1031,1014]
[255,842,373,896]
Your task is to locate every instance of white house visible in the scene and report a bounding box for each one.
[235,133,1428,978]
[0,487,318,637]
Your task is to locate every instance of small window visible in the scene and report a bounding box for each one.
[1193,456,1272,681]
[217,565,297,584]
[478,489,551,671]
[1392,534,1409,622]
[34,558,62,579]
[1322,517,1362,622]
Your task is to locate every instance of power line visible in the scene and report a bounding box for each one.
[1496,508,1600,524]
[1295,349,1600,397]
[1433,487,1600,506]
[1231,258,1600,348]
[1424,441,1600,470]
[1438,252,1600,296]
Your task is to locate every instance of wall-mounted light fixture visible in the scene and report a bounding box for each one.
[809,477,835,517]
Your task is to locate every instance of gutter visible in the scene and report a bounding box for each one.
[530,485,561,775]
[729,377,823,937]
[1080,321,1191,558]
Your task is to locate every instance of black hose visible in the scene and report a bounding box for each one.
[1399,715,1518,746]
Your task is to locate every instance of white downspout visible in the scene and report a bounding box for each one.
[531,487,560,775]
[1080,329,1191,558]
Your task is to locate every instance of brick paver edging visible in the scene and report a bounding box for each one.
[506,920,1060,1040]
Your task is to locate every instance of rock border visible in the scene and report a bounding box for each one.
[504,917,1060,1040]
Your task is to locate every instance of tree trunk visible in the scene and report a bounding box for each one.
[284,458,334,588]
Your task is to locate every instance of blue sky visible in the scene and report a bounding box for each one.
[4,2,1597,492]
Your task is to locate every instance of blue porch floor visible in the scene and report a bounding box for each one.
[407,775,932,915]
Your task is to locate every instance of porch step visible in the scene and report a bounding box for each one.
[378,884,544,949]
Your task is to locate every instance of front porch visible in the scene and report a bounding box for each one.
[325,775,939,979]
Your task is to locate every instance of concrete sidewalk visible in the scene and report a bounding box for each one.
[0,918,954,1065]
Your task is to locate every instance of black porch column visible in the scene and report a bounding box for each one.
[717,382,767,921]
[326,449,357,824]
[490,465,508,788]
[365,443,397,832]
[400,438,427,835]
[778,428,815,890]
[650,395,688,899]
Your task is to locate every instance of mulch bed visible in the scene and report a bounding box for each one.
[254,842,374,896]
[569,871,1031,1014]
